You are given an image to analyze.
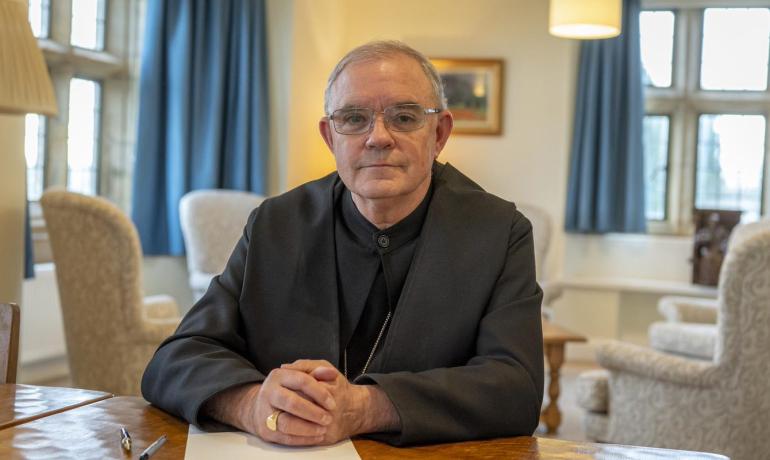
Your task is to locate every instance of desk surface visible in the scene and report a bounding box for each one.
[0,396,727,459]
[0,384,111,430]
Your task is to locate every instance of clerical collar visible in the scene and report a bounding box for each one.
[340,182,434,255]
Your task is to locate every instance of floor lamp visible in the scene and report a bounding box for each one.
[0,0,58,305]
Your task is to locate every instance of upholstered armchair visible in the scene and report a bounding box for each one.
[41,190,180,395]
[649,219,770,359]
[576,228,770,460]
[179,189,265,300]
[517,203,562,317]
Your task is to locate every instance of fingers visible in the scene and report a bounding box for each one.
[270,386,332,426]
[278,370,336,410]
[281,360,340,383]
[269,432,325,447]
[275,411,328,437]
[281,359,335,373]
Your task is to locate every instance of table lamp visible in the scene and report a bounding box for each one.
[549,0,622,39]
[0,0,58,305]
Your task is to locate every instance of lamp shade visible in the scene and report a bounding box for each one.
[0,0,57,116]
[549,0,623,39]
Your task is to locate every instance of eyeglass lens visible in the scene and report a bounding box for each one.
[332,104,428,134]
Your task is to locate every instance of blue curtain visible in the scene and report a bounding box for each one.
[24,198,34,279]
[565,0,646,233]
[132,0,269,255]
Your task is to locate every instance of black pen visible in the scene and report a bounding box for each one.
[120,427,132,451]
[139,434,167,460]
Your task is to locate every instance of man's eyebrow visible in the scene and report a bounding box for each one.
[337,100,421,110]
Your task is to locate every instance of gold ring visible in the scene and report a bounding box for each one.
[266,409,282,432]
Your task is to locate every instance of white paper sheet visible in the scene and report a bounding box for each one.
[185,425,362,460]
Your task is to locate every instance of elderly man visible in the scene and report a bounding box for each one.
[142,41,543,447]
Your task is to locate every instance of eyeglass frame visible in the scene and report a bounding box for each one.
[327,103,443,135]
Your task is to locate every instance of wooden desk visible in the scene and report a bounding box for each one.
[0,384,111,430]
[0,396,727,459]
[541,319,586,434]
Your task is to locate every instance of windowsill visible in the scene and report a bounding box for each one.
[557,276,718,297]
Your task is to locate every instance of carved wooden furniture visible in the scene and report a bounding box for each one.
[691,209,741,286]
[541,318,586,434]
[0,304,19,384]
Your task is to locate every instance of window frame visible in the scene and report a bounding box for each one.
[642,112,673,222]
[26,0,142,263]
[642,3,770,234]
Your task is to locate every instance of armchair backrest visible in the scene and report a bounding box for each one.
[179,189,265,277]
[41,190,144,388]
[516,203,551,281]
[727,218,770,252]
[715,227,770,380]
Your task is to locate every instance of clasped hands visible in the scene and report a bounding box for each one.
[205,359,398,446]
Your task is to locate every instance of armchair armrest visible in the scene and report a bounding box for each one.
[540,279,564,307]
[138,295,181,344]
[596,341,719,388]
[136,316,180,344]
[657,296,718,324]
[143,294,180,321]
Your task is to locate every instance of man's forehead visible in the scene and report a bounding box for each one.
[330,56,433,108]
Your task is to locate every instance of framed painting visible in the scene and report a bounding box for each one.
[430,58,504,135]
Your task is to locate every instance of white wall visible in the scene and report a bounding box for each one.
[276,0,704,363]
[280,0,579,283]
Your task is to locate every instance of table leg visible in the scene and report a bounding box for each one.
[541,343,565,434]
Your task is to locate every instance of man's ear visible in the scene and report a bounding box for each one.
[433,111,454,158]
[319,117,335,152]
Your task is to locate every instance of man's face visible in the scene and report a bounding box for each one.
[319,55,452,205]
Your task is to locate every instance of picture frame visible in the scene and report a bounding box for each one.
[430,58,504,135]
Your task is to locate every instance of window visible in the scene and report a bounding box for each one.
[24,115,46,201]
[67,78,102,195]
[70,0,107,50]
[643,115,670,221]
[24,0,143,262]
[640,10,675,88]
[695,114,766,222]
[27,0,50,38]
[641,5,770,233]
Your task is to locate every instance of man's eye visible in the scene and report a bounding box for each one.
[393,113,418,123]
[344,113,368,124]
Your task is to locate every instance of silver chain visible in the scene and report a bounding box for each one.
[343,310,392,380]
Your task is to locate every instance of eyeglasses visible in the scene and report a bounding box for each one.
[329,104,441,135]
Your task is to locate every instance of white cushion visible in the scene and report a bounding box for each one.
[576,369,609,412]
[648,322,716,360]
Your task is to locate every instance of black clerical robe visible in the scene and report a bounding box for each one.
[141,162,544,446]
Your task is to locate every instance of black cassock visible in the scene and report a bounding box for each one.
[141,162,544,446]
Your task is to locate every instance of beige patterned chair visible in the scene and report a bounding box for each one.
[649,219,770,360]
[517,203,563,318]
[576,228,770,460]
[179,189,265,301]
[41,190,180,395]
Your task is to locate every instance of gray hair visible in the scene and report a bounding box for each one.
[323,40,447,115]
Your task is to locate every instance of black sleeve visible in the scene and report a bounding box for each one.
[358,213,544,445]
[141,209,265,426]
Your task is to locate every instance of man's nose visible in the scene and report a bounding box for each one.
[365,115,395,150]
